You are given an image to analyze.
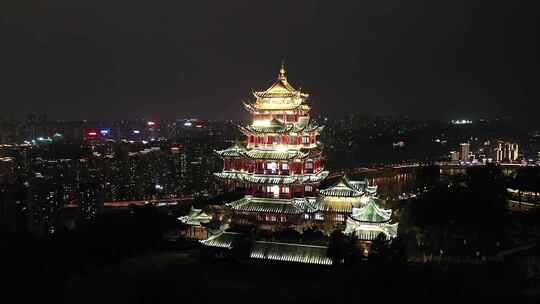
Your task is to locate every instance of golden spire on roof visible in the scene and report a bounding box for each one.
[278,60,286,81]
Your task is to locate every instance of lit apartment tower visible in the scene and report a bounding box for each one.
[214,63,328,228]
[460,143,470,161]
[450,151,460,162]
[493,141,519,162]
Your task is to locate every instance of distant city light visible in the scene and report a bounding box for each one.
[87,132,97,136]
[147,121,155,126]
[195,124,203,128]
[184,122,193,127]
[100,129,110,135]
[451,119,473,125]
[133,130,141,134]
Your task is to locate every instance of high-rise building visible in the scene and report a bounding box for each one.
[78,181,104,220]
[460,143,470,161]
[492,141,519,162]
[450,151,460,162]
[27,176,64,236]
[182,64,398,264]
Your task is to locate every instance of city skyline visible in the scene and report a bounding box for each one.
[2,1,538,123]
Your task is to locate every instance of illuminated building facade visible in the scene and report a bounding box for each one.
[492,141,519,162]
[460,143,470,161]
[214,63,328,229]
[187,64,398,264]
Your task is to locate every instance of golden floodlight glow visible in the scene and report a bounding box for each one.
[252,120,272,127]
[274,145,289,152]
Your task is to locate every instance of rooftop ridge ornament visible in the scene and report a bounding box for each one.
[278,60,287,81]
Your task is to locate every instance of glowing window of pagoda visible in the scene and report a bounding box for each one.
[282,186,290,193]
[315,213,324,220]
[267,185,280,198]
[305,185,313,192]
[282,163,289,170]
[265,214,277,222]
[267,162,278,174]
[302,136,310,144]
[305,162,313,169]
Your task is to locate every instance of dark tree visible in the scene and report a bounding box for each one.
[414,165,441,190]
[327,228,347,265]
[231,233,254,261]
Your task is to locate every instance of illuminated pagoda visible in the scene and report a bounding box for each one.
[196,63,398,265]
[214,63,328,229]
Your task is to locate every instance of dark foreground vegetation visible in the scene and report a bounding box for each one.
[2,165,540,303]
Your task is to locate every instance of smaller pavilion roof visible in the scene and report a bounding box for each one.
[318,176,364,197]
[227,197,320,214]
[178,206,213,225]
[349,199,392,223]
[200,232,241,249]
[251,241,332,265]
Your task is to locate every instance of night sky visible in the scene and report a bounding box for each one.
[1,1,538,122]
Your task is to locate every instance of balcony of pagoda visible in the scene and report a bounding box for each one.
[253,170,291,176]
[250,191,292,199]
[291,185,317,198]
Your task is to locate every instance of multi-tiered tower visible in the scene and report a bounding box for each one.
[183,64,398,265]
[214,64,328,230]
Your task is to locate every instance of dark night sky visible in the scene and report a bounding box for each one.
[1,1,538,122]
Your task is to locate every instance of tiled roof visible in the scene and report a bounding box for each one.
[200,234,333,265]
[349,199,392,223]
[199,232,241,249]
[227,197,320,214]
[319,176,364,197]
[251,241,332,265]
[214,170,329,185]
[178,206,212,225]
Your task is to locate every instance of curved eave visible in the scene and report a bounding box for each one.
[254,91,300,99]
[244,151,310,160]
[318,191,364,198]
[243,102,257,113]
[215,171,329,185]
[347,215,393,224]
[242,125,294,134]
